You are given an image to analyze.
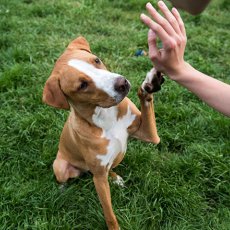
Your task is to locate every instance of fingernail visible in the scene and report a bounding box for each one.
[140,13,147,20]
[146,2,152,8]
[140,13,145,18]
[158,1,165,7]
[172,7,178,13]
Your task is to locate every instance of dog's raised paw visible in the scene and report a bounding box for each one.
[142,68,164,93]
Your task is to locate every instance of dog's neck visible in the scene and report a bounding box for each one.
[69,102,119,130]
[70,103,96,126]
[92,106,118,131]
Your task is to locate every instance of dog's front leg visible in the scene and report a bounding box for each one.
[93,173,119,230]
[132,68,164,144]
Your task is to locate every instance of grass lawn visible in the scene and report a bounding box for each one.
[0,0,230,229]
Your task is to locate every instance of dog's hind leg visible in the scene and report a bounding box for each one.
[53,151,81,183]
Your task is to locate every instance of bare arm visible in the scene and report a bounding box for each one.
[140,1,230,117]
[174,63,230,116]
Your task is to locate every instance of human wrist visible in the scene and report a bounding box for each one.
[166,62,193,82]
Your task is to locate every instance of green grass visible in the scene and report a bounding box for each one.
[0,0,230,229]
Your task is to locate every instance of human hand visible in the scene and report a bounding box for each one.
[140,1,187,80]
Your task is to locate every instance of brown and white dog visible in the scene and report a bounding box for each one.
[43,36,163,230]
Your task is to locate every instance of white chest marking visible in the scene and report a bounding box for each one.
[92,106,136,169]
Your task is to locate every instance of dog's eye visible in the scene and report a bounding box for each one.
[95,58,101,64]
[79,81,88,90]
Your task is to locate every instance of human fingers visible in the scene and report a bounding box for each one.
[172,7,186,37]
[146,2,177,36]
[140,13,171,49]
[148,29,160,61]
[157,1,181,35]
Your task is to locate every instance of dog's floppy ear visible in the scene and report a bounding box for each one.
[43,74,70,110]
[67,36,91,53]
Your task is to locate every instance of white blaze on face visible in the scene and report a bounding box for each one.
[68,59,122,102]
[92,105,136,169]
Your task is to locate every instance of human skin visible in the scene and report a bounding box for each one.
[168,0,211,15]
[140,1,230,117]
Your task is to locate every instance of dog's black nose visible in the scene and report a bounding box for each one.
[114,77,130,94]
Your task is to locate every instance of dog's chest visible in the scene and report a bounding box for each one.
[92,106,136,169]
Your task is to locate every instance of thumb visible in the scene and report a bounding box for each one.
[148,29,159,61]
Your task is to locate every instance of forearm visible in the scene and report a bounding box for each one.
[172,63,230,116]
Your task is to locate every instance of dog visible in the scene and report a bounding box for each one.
[43,36,164,230]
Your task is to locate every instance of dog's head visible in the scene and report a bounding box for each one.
[43,37,130,110]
